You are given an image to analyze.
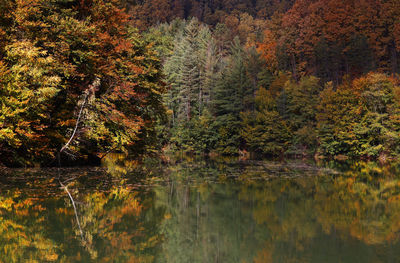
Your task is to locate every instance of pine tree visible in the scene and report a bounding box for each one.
[164,18,220,123]
[212,37,252,154]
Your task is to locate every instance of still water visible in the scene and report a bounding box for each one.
[0,156,400,262]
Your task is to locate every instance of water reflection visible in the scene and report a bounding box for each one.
[0,158,399,262]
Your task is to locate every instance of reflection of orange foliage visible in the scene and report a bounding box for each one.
[253,243,273,263]
[121,199,142,217]
[316,162,400,245]
[56,207,74,215]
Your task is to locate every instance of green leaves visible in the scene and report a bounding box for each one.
[317,73,400,159]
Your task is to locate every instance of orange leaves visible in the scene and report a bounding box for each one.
[58,119,77,127]
[0,0,165,165]
[113,82,138,100]
[264,0,400,78]
[257,29,277,71]
[115,40,133,53]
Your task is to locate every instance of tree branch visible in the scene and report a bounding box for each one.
[58,78,100,166]
[59,179,85,242]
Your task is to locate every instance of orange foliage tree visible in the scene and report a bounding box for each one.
[0,0,165,166]
[259,0,400,81]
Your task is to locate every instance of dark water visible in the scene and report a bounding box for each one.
[0,156,400,262]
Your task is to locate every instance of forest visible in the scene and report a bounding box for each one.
[1,0,400,167]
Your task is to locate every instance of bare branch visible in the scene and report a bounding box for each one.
[59,179,85,242]
[58,78,100,165]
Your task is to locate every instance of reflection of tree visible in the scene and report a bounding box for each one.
[144,157,263,263]
[0,171,165,262]
[136,157,400,263]
[102,153,142,178]
[76,186,164,262]
[236,161,400,263]
[1,159,400,262]
[0,193,60,262]
[238,176,320,262]
[154,181,260,263]
[315,162,400,245]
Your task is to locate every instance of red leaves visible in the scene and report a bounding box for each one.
[264,0,400,77]
[257,29,278,71]
[0,0,165,166]
[115,40,133,53]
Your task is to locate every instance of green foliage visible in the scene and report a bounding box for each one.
[317,73,400,158]
[2,0,399,164]
[170,110,218,153]
[151,16,400,160]
[283,76,322,154]
[241,75,321,156]
[211,38,253,154]
[241,87,291,155]
[164,18,219,123]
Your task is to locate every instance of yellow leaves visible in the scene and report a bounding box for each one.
[0,38,64,164]
[1,219,24,232]
[0,60,9,80]
[45,253,58,261]
[7,40,42,62]
[56,207,73,215]
[0,198,14,211]
[35,86,60,103]
[6,42,61,102]
[164,213,172,220]
[0,128,19,146]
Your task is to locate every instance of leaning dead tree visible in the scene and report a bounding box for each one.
[58,78,100,166]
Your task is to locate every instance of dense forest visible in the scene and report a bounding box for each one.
[0,0,400,166]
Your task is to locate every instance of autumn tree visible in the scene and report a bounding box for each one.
[259,0,400,82]
[317,73,400,159]
[0,0,165,166]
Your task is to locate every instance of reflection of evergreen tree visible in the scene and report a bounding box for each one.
[154,182,260,263]
[1,159,400,262]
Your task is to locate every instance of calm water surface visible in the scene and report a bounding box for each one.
[0,156,400,262]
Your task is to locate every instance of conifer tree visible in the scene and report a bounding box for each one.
[212,37,252,154]
[164,18,219,123]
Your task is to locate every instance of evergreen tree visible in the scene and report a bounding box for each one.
[283,76,322,154]
[212,37,252,154]
[164,18,215,123]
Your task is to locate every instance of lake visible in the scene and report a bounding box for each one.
[0,156,400,262]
